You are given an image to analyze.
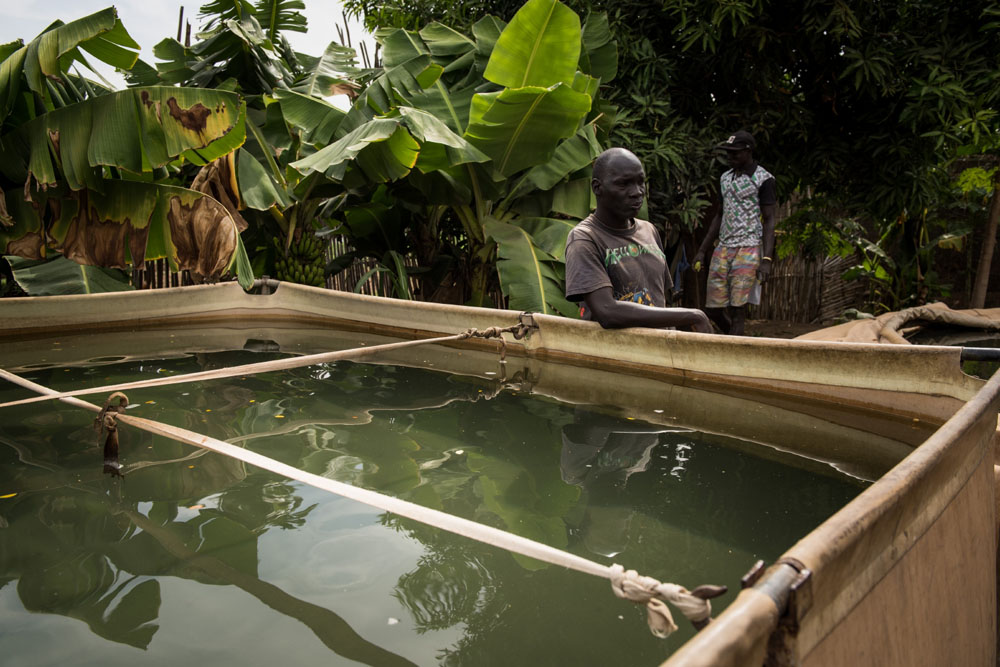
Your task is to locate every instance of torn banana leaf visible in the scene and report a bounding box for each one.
[2,180,253,288]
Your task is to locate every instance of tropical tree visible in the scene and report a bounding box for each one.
[967,154,1000,308]
[290,0,616,314]
[569,0,1000,312]
[142,0,368,286]
[344,0,1000,313]
[0,8,253,294]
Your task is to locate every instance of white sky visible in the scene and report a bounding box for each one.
[1,0,374,88]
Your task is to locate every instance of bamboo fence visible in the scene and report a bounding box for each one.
[129,232,858,324]
[131,237,422,298]
[748,254,864,323]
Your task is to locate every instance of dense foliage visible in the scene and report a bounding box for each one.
[286,0,618,313]
[4,0,999,312]
[122,0,609,313]
[345,0,1000,312]
[0,8,254,294]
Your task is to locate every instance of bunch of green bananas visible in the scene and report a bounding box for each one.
[275,234,326,287]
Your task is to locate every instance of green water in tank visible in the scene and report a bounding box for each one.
[0,344,881,666]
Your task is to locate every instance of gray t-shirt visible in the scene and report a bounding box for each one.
[564,214,672,320]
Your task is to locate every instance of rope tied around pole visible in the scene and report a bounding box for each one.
[456,316,534,365]
[95,391,129,437]
[609,564,726,638]
[95,392,129,477]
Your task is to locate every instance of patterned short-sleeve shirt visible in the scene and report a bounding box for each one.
[719,164,774,248]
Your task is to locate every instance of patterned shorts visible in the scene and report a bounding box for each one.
[706,246,760,308]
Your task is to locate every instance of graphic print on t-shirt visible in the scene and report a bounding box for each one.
[565,215,669,321]
[604,241,666,267]
[576,240,665,317]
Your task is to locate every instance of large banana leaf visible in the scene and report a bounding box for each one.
[360,55,443,117]
[273,88,345,146]
[579,12,617,83]
[198,0,307,37]
[179,98,249,167]
[397,107,490,169]
[252,0,308,40]
[408,82,478,135]
[371,26,480,135]
[549,177,594,219]
[237,148,288,210]
[4,254,133,295]
[419,23,476,57]
[464,84,592,176]
[1,87,244,190]
[466,15,507,77]
[571,71,600,100]
[292,111,488,182]
[484,217,578,316]
[290,119,416,181]
[377,28,429,68]
[483,0,581,89]
[293,42,360,98]
[2,180,253,287]
[152,14,294,92]
[523,124,602,191]
[472,16,507,59]
[511,216,576,261]
[0,41,21,63]
[0,7,139,118]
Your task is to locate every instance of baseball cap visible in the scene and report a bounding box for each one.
[717,130,756,151]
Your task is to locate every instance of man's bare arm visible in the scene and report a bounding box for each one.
[583,287,712,332]
[758,203,777,282]
[692,211,722,269]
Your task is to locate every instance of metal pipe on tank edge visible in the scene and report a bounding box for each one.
[250,277,281,294]
[960,347,1000,362]
[660,562,803,667]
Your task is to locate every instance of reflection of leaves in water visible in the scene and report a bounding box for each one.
[20,564,162,649]
[394,547,495,633]
[5,356,589,658]
[107,507,259,583]
[259,480,317,530]
[216,475,317,532]
[468,452,580,570]
[2,493,162,649]
[385,515,596,667]
[381,515,514,658]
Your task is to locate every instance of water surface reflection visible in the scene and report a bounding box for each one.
[1,350,872,665]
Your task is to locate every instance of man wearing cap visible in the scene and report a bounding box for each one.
[692,130,777,335]
[565,147,711,332]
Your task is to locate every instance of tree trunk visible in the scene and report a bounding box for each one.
[971,169,1000,309]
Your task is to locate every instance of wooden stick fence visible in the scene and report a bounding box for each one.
[131,261,195,289]
[749,254,863,323]
[128,234,848,323]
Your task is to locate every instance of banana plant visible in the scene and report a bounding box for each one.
[287,0,617,314]
[0,7,253,289]
[145,0,371,287]
[151,3,301,93]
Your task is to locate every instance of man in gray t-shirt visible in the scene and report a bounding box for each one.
[565,213,670,320]
[564,148,710,332]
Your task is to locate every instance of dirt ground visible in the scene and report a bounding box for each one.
[744,319,826,339]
